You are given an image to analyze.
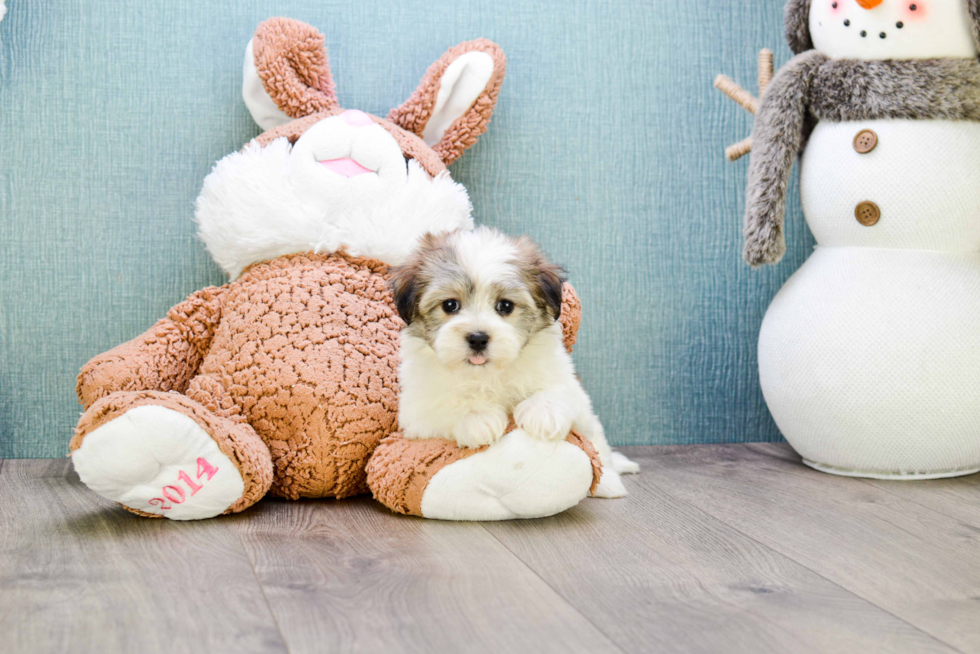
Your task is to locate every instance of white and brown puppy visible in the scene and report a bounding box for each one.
[391,227,638,498]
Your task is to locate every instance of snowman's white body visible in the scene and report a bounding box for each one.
[756,1,980,478]
[760,120,980,477]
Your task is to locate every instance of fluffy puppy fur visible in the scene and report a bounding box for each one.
[391,227,638,498]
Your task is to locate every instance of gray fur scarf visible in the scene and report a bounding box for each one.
[743,53,980,266]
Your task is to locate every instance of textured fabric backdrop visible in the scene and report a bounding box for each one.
[0,0,812,457]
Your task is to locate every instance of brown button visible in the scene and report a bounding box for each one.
[853,129,878,154]
[855,201,881,226]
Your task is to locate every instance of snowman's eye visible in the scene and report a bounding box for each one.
[910,3,917,10]
[832,1,838,7]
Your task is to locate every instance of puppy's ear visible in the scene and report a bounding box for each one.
[243,18,340,131]
[516,236,566,322]
[390,262,422,325]
[388,40,506,166]
[391,232,452,324]
[537,262,566,322]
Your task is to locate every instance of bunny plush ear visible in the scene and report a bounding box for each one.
[388,40,506,166]
[242,18,340,131]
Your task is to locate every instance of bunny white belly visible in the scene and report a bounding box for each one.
[758,247,980,478]
[800,120,980,251]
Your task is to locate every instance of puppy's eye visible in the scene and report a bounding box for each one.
[496,299,515,316]
[442,299,460,314]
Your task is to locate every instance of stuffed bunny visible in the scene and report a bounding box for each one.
[69,18,601,520]
[736,0,980,478]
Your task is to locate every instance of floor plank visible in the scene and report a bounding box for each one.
[0,460,286,654]
[237,495,620,654]
[630,443,980,653]
[484,472,950,654]
[865,473,980,531]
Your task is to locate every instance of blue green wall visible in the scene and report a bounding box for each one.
[0,0,812,457]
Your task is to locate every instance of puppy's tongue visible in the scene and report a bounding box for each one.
[469,355,488,366]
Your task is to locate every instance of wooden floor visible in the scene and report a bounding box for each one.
[2,444,980,654]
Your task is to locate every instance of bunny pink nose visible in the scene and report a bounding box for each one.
[342,110,374,127]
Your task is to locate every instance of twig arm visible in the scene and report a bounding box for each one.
[713,75,759,114]
[726,137,753,162]
[757,49,774,96]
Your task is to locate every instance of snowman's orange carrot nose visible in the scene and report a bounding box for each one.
[855,0,884,8]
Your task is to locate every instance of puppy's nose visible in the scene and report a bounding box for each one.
[466,332,490,351]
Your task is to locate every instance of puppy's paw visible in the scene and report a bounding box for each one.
[515,394,574,442]
[453,409,508,449]
[592,469,628,499]
[611,451,640,475]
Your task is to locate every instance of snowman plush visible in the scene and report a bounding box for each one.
[741,0,980,478]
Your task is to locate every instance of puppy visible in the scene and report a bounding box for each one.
[390,227,639,498]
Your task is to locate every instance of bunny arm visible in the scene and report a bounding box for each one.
[559,282,582,353]
[743,50,828,267]
[76,286,227,410]
[366,428,600,520]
